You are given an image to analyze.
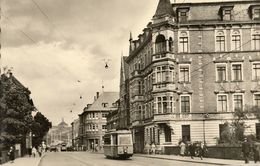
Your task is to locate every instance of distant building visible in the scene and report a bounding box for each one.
[78,92,119,150]
[106,99,119,131]
[46,119,71,146]
[71,118,80,149]
[119,0,260,153]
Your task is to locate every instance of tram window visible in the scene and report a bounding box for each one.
[118,135,131,145]
[112,135,118,145]
[104,137,111,144]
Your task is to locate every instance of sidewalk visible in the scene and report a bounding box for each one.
[135,154,250,165]
[1,154,43,166]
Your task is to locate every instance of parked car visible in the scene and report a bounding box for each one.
[66,146,74,151]
[50,146,57,152]
[61,143,67,151]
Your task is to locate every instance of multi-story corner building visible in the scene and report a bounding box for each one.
[78,92,118,150]
[123,0,260,153]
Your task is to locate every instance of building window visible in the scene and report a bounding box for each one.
[232,63,242,81]
[162,97,167,114]
[102,103,108,108]
[102,113,107,118]
[256,123,260,140]
[157,97,162,114]
[177,8,189,22]
[164,126,172,142]
[252,63,260,80]
[102,125,107,130]
[217,95,228,112]
[179,64,190,83]
[216,31,226,52]
[233,94,243,111]
[223,9,232,21]
[252,34,260,50]
[253,8,260,20]
[155,35,166,53]
[180,95,190,113]
[156,66,174,84]
[182,125,190,142]
[254,93,260,108]
[231,31,241,51]
[219,124,228,142]
[179,32,189,53]
[179,11,188,22]
[216,64,227,82]
[169,37,173,52]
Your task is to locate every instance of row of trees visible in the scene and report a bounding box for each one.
[0,73,51,153]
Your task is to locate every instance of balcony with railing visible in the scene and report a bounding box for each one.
[152,52,175,62]
[153,83,176,92]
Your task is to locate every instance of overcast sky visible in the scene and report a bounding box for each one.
[1,0,241,125]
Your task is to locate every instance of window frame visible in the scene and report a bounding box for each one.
[215,30,227,52]
[252,33,260,50]
[180,95,191,114]
[230,30,242,51]
[253,93,260,108]
[231,62,243,82]
[232,93,244,112]
[252,62,260,81]
[215,63,228,82]
[217,94,229,112]
[179,64,190,83]
[178,31,189,53]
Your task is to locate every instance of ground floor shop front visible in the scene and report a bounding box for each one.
[131,117,260,154]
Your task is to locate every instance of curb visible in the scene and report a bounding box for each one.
[136,155,226,165]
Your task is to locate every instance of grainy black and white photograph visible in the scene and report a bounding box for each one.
[0,0,260,165]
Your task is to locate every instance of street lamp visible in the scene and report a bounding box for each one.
[203,113,209,144]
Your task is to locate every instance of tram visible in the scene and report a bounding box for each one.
[103,129,133,159]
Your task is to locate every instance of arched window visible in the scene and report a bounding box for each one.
[155,35,166,53]
[216,31,226,52]
[231,30,241,51]
[179,32,189,53]
[169,37,173,52]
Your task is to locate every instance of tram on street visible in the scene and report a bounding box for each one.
[103,129,133,159]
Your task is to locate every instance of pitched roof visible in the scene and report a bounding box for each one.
[86,92,119,111]
[154,0,173,18]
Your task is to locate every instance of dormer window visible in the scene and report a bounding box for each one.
[219,6,234,21]
[177,7,190,22]
[249,5,260,20]
[102,103,108,108]
[255,9,260,19]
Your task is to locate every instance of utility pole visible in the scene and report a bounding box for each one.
[0,2,2,76]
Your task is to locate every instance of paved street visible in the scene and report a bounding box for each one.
[39,152,207,166]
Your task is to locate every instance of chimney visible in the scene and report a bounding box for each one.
[96,92,99,99]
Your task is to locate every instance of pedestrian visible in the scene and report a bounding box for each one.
[189,142,195,159]
[151,142,156,155]
[242,138,251,164]
[198,142,207,160]
[179,141,186,157]
[8,146,15,163]
[38,146,42,157]
[91,142,94,152]
[253,143,260,163]
[32,147,37,157]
